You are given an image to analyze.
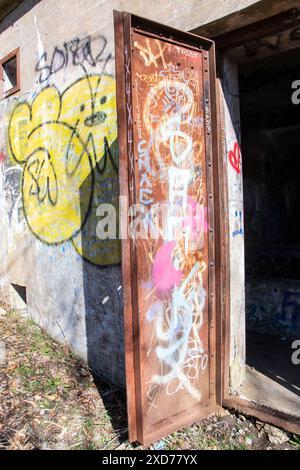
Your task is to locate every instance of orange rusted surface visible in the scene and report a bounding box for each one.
[132,32,209,426]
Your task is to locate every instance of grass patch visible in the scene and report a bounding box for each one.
[1,308,298,451]
[16,364,62,394]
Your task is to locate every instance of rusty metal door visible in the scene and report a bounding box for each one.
[114,11,220,445]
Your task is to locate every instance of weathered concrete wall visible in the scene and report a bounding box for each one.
[192,0,300,38]
[0,0,271,386]
[246,279,300,338]
[0,0,124,385]
[221,55,245,391]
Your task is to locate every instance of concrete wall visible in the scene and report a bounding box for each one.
[221,55,245,391]
[0,0,269,386]
[0,0,124,385]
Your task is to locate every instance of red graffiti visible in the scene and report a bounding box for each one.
[228,142,241,174]
[0,151,6,163]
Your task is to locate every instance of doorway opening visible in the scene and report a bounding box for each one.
[238,46,300,419]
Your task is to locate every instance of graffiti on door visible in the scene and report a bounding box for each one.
[130,32,210,419]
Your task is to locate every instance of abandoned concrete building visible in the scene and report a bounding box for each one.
[0,0,299,444]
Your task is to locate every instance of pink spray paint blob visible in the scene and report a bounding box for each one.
[152,240,182,292]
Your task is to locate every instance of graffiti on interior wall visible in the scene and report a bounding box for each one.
[8,74,120,266]
[131,35,209,412]
[242,26,300,58]
[247,286,300,336]
[35,35,113,84]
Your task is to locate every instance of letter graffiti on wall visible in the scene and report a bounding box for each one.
[35,35,113,83]
[8,73,120,266]
[130,32,210,422]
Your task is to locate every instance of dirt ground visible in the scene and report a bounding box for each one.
[0,308,299,451]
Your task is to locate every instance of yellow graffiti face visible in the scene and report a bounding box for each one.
[60,75,117,166]
[8,75,119,264]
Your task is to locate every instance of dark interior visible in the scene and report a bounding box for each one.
[238,47,300,414]
[240,47,300,282]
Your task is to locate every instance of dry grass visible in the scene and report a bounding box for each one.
[0,308,298,450]
[0,309,130,450]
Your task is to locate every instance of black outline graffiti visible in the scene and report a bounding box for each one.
[35,35,114,84]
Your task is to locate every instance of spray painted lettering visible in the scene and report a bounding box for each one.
[35,35,113,83]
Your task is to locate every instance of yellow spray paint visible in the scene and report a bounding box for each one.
[8,74,120,265]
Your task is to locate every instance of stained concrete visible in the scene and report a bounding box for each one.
[238,333,300,418]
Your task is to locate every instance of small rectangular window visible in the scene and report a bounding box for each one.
[0,48,20,99]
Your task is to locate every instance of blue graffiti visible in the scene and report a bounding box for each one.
[232,210,244,237]
[280,291,300,327]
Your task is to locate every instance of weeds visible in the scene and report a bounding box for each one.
[0,309,298,450]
